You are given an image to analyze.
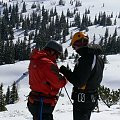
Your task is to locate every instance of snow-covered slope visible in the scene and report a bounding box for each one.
[1,0,120,43]
[0,55,120,120]
[0,0,120,120]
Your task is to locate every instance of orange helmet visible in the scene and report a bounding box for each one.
[70,32,89,48]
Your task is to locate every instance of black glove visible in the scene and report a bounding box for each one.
[59,65,67,75]
[59,65,72,82]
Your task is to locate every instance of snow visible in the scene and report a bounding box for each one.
[0,55,120,120]
[0,0,120,120]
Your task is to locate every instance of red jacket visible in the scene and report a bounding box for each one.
[29,49,67,105]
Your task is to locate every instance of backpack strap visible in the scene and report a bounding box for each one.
[91,55,96,70]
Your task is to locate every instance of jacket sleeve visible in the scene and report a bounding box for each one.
[60,55,94,88]
[45,63,67,89]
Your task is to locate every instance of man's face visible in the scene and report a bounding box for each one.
[54,52,61,59]
[72,38,88,51]
[51,50,61,60]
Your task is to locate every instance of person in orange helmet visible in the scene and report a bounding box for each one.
[60,32,104,120]
[27,40,67,120]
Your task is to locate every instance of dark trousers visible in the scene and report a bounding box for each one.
[73,100,97,120]
[27,99,54,120]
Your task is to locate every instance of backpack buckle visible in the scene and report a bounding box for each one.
[78,93,85,102]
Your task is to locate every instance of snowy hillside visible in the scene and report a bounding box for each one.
[0,0,120,120]
[1,0,120,42]
[0,54,120,120]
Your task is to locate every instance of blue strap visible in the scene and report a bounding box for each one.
[39,97,43,120]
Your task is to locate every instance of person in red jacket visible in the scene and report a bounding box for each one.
[27,40,67,120]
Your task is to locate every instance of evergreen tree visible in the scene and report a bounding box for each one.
[100,12,106,26]
[50,8,54,17]
[60,11,66,30]
[9,39,15,63]
[103,38,108,54]
[0,83,7,111]
[41,5,45,16]
[94,15,98,25]
[112,27,117,38]
[31,2,36,9]
[0,17,4,65]
[3,7,9,24]
[110,12,113,18]
[59,0,65,6]
[74,12,81,28]
[36,14,41,30]
[97,12,101,24]
[104,27,109,39]
[54,14,61,41]
[8,5,12,13]
[113,18,116,25]
[62,28,66,43]
[118,12,120,18]
[10,82,19,104]
[64,48,68,59]
[5,86,11,104]
[4,40,9,64]
[36,3,41,12]
[9,4,19,28]
[106,17,112,26]
[74,54,79,63]
[66,18,69,35]
[4,39,15,64]
[21,2,27,13]
[30,11,37,29]
[42,10,49,25]
[70,31,73,39]
[15,2,19,13]
[8,25,14,40]
[85,8,90,14]
[35,27,48,49]
[80,14,87,30]
[92,33,96,44]
[99,36,104,47]
[116,36,120,53]
[15,37,21,60]
[1,17,8,41]
[26,38,31,60]
[66,8,71,17]
[22,16,27,30]
[20,13,23,23]
[0,40,4,65]
[75,0,82,7]
[54,7,57,16]
[105,35,112,54]
[110,37,117,54]
[48,17,55,39]
[22,37,28,60]
[102,55,108,64]
[98,85,120,108]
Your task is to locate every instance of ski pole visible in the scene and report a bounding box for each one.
[64,87,73,105]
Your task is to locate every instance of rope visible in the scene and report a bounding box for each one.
[39,97,43,120]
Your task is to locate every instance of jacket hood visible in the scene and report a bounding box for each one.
[76,44,103,56]
[30,49,56,63]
